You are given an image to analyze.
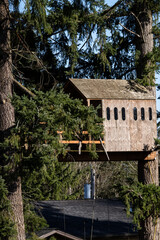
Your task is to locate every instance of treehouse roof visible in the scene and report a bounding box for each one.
[67,78,155,100]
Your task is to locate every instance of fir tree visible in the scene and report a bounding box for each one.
[0,176,16,240]
[0,89,103,238]
[118,182,160,237]
[1,1,105,238]
[1,0,160,239]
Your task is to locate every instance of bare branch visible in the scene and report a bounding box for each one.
[119,22,141,38]
[131,12,145,42]
[79,24,95,50]
[13,78,36,98]
[16,33,57,87]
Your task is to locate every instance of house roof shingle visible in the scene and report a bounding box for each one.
[36,199,137,239]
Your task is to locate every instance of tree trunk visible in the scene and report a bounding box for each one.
[135,3,154,85]
[0,1,26,239]
[135,2,159,239]
[8,178,26,240]
[138,158,159,240]
[138,159,159,185]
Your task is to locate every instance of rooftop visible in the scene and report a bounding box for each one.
[67,79,155,100]
[36,199,137,240]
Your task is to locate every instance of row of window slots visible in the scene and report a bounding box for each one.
[106,107,152,121]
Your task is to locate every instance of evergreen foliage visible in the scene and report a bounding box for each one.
[10,0,117,84]
[27,233,43,240]
[1,89,103,179]
[118,182,160,229]
[0,89,103,235]
[157,85,160,140]
[9,0,160,86]
[10,0,160,85]
[2,0,160,238]
[0,176,16,240]
[22,160,90,200]
[96,161,138,198]
[24,201,48,234]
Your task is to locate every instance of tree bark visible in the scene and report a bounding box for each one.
[138,158,159,240]
[134,2,159,239]
[135,2,154,85]
[0,1,26,239]
[8,178,26,240]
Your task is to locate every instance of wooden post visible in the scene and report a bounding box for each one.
[87,99,92,150]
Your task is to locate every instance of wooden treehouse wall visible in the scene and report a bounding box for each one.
[102,99,157,152]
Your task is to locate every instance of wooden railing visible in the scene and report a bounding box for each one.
[39,122,105,152]
[57,131,105,145]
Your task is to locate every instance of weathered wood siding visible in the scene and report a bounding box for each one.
[102,99,156,151]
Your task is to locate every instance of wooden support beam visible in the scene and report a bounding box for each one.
[58,151,157,162]
[144,151,156,160]
[60,140,105,144]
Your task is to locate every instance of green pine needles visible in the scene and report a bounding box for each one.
[0,176,16,240]
[1,88,103,186]
[1,89,103,174]
[119,182,160,229]
[0,89,103,236]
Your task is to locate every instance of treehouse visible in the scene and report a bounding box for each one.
[59,79,157,162]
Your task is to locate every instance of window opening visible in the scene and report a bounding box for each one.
[90,100,102,118]
[141,108,145,120]
[114,107,118,120]
[149,107,152,120]
[106,107,110,120]
[133,107,137,120]
[122,107,125,120]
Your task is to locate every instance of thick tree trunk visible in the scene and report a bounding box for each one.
[0,1,26,239]
[138,158,159,240]
[138,159,159,185]
[8,178,26,240]
[135,4,154,84]
[135,2,159,239]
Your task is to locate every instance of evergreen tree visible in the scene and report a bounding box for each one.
[0,176,16,240]
[1,0,160,239]
[1,1,105,238]
[0,88,103,239]
[22,160,90,201]
[118,182,160,231]
[0,0,26,239]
